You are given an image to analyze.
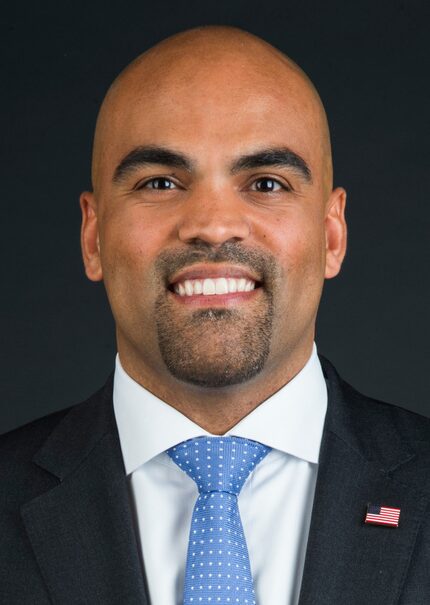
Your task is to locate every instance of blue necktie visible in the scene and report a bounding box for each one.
[166,436,271,605]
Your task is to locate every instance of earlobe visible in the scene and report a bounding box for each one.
[79,191,103,282]
[324,187,347,279]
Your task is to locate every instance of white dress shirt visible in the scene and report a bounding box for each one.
[113,343,327,605]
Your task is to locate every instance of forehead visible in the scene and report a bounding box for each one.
[97,51,325,182]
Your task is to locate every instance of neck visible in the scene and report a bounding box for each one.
[117,340,314,435]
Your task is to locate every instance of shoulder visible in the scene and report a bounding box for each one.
[320,354,430,487]
[0,407,72,487]
[0,373,114,505]
[0,406,73,518]
[320,353,430,435]
[0,406,72,456]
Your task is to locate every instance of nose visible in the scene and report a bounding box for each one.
[177,188,251,246]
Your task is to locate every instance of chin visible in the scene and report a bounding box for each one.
[166,357,267,389]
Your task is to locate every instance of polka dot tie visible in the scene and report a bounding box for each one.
[166,436,271,605]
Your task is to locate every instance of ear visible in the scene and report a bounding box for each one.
[324,187,347,279]
[79,191,103,282]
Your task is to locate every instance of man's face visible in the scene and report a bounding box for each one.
[81,50,346,390]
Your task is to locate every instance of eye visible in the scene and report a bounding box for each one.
[139,177,177,190]
[250,177,289,192]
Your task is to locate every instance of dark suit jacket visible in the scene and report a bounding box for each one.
[1,357,430,604]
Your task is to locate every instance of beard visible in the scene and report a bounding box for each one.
[154,243,277,388]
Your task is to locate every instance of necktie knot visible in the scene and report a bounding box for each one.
[167,436,271,495]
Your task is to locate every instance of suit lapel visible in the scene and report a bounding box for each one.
[21,376,149,605]
[299,358,428,605]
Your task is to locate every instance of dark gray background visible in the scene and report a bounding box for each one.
[2,0,429,434]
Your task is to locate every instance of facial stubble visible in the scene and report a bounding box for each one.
[154,244,277,388]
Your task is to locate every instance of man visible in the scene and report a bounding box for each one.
[1,25,429,605]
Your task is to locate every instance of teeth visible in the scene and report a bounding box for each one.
[237,278,247,292]
[228,278,237,293]
[173,277,256,297]
[202,279,216,295]
[194,280,203,295]
[215,277,228,295]
[184,280,194,296]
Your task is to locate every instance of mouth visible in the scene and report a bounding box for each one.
[167,265,263,303]
[173,276,257,296]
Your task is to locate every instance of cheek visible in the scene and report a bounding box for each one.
[100,210,166,278]
[291,229,325,276]
[267,219,326,347]
[261,211,326,281]
[98,211,169,323]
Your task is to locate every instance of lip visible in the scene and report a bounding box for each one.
[168,263,262,287]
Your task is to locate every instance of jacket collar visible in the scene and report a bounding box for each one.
[21,373,150,605]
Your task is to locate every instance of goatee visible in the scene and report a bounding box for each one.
[154,242,278,388]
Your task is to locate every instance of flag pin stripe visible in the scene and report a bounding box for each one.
[364,503,401,527]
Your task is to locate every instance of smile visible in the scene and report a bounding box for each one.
[174,277,256,297]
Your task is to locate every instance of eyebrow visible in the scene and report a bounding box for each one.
[113,146,194,182]
[112,145,311,184]
[230,147,311,182]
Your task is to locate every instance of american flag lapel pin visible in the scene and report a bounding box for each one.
[364,503,401,527]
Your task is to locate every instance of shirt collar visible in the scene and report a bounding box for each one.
[113,343,327,475]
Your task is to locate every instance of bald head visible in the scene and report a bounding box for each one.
[91,26,333,195]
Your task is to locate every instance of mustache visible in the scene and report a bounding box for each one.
[155,241,278,284]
